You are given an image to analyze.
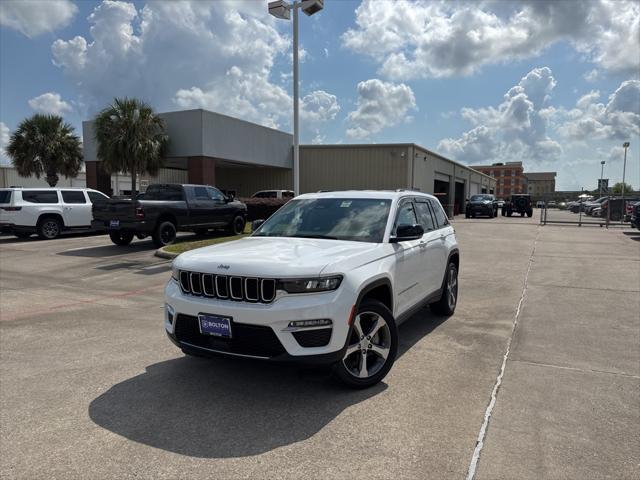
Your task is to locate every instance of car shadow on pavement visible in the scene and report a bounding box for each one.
[622,231,640,241]
[88,307,447,459]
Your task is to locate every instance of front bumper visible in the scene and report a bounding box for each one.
[164,279,354,363]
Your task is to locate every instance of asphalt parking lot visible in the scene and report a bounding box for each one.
[1,216,638,479]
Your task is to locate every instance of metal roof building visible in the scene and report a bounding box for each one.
[82,109,496,216]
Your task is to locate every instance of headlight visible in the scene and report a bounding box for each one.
[277,275,342,294]
[171,264,179,282]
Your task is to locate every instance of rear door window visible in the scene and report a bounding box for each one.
[22,190,59,204]
[414,200,436,231]
[144,185,184,201]
[429,199,449,228]
[0,191,11,204]
[61,191,86,204]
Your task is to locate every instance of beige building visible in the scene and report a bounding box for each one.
[81,109,495,216]
[525,172,556,200]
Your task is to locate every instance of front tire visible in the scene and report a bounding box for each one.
[430,262,459,316]
[109,230,134,246]
[228,214,246,235]
[333,299,398,389]
[37,217,62,240]
[153,221,177,247]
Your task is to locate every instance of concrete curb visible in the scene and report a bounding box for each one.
[154,247,178,260]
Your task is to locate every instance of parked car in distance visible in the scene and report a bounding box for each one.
[0,187,109,239]
[583,196,608,215]
[465,194,498,218]
[165,190,460,388]
[547,201,557,208]
[252,190,295,199]
[536,200,545,208]
[496,200,505,208]
[92,184,247,247]
[557,201,567,209]
[630,202,640,229]
[502,194,533,217]
[600,197,640,222]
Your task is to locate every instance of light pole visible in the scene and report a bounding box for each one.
[621,141,630,223]
[269,0,324,196]
[599,160,605,197]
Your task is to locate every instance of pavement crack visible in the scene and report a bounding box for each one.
[511,359,640,379]
[465,227,540,480]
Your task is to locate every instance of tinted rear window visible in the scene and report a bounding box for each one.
[0,191,11,204]
[22,190,59,204]
[61,191,86,204]
[88,191,109,204]
[144,185,184,201]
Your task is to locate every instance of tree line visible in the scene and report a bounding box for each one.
[6,98,168,201]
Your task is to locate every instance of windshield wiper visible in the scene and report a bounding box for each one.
[289,234,338,240]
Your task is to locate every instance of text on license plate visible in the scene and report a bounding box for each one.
[198,314,232,338]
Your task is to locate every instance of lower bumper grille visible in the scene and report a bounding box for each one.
[292,328,332,348]
[174,314,286,358]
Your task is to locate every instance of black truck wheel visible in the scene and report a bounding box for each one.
[227,215,246,235]
[109,231,134,246]
[153,221,177,247]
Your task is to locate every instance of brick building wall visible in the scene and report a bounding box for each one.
[471,162,525,198]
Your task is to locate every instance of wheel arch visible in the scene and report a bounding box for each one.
[356,278,394,314]
[156,213,178,229]
[37,212,65,227]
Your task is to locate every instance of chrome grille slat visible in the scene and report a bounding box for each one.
[190,272,203,295]
[230,276,243,300]
[215,275,229,299]
[179,270,276,304]
[261,279,276,303]
[202,274,216,297]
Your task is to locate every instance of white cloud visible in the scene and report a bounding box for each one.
[0,122,10,166]
[438,67,562,163]
[346,79,416,139]
[28,92,73,115]
[50,0,318,130]
[0,0,77,37]
[556,80,640,141]
[300,90,340,123]
[311,131,326,144]
[583,69,600,83]
[343,0,640,80]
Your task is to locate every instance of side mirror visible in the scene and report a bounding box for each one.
[390,224,424,243]
[251,219,265,232]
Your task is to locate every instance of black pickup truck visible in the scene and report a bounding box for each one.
[92,184,247,247]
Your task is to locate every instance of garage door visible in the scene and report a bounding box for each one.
[470,182,480,196]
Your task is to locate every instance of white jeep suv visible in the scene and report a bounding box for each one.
[165,190,459,388]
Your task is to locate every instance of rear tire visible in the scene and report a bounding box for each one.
[333,299,398,389]
[109,230,134,246]
[153,221,177,247]
[37,217,62,240]
[430,262,458,316]
[228,215,246,235]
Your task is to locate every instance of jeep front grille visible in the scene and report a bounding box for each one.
[179,271,276,303]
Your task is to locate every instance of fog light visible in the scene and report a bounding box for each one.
[287,319,332,328]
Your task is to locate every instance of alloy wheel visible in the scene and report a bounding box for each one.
[447,266,458,311]
[342,311,391,379]
[42,220,59,239]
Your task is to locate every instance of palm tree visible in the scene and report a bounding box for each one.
[6,114,83,187]
[94,98,168,200]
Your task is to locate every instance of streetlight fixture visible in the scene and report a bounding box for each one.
[268,0,324,196]
[599,160,605,197]
[621,141,630,223]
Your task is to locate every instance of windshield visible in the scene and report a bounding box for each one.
[253,198,392,243]
[470,195,493,201]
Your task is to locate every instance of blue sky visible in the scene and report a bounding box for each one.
[1,0,639,190]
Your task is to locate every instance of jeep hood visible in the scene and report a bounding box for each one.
[175,236,384,277]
